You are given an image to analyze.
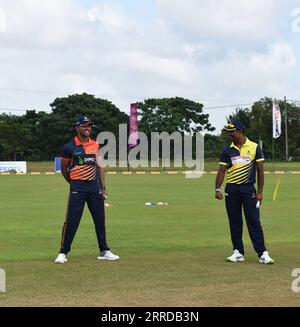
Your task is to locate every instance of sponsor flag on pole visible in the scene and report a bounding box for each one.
[272,99,282,139]
[129,103,139,148]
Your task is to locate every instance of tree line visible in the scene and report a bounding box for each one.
[0,93,299,161]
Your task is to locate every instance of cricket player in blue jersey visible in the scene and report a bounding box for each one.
[54,116,119,263]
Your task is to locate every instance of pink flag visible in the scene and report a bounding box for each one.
[129,103,139,148]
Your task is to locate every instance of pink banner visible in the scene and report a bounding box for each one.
[129,103,138,148]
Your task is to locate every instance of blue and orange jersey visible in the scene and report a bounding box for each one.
[61,136,99,181]
[219,138,264,185]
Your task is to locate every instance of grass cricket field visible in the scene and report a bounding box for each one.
[0,171,300,307]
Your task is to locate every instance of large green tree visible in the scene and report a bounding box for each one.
[39,93,129,159]
[137,97,215,162]
[138,97,215,134]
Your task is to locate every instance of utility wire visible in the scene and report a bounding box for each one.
[0,107,28,112]
[0,107,50,113]
[204,103,252,110]
[0,87,58,95]
[1,103,252,113]
[1,99,299,113]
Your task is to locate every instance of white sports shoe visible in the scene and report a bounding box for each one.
[97,250,119,261]
[259,251,274,264]
[226,249,245,262]
[54,253,68,264]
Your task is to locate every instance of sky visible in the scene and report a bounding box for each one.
[0,0,299,133]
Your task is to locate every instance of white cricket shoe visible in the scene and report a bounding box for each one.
[259,251,274,264]
[97,250,119,261]
[226,249,245,262]
[54,253,68,264]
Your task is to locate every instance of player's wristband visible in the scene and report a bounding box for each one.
[215,189,222,192]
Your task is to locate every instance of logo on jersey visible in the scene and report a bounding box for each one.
[76,154,96,165]
[231,156,251,165]
[84,157,96,164]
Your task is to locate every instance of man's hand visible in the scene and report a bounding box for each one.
[215,190,223,200]
[101,188,108,200]
[256,192,263,203]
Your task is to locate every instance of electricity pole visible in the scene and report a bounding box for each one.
[284,96,289,161]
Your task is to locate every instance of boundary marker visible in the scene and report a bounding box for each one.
[2,171,300,176]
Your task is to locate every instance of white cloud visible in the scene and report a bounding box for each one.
[0,0,78,47]
[0,0,298,133]
[202,42,296,95]
[187,41,297,131]
[291,7,300,32]
[116,51,196,84]
[57,73,115,96]
[0,7,6,33]
[154,0,281,41]
[88,3,127,31]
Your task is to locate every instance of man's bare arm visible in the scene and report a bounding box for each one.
[61,159,70,184]
[215,165,227,200]
[98,166,106,191]
[98,166,108,199]
[256,161,264,202]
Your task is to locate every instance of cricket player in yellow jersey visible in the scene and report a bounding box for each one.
[215,121,274,264]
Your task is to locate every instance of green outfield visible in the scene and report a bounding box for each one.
[0,173,300,307]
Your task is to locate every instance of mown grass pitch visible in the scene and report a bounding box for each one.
[0,173,299,306]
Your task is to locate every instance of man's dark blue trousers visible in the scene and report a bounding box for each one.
[60,180,110,254]
[225,183,266,257]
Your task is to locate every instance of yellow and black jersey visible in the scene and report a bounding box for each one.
[219,138,264,185]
